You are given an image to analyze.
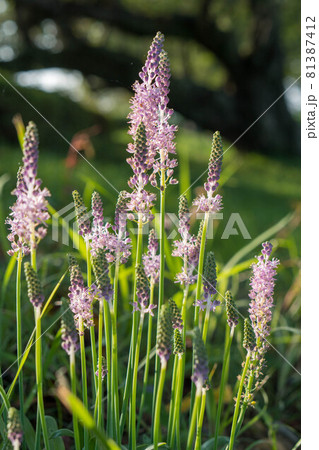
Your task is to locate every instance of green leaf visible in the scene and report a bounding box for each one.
[137,444,169,450]
[45,416,65,450]
[201,436,229,450]
[49,428,74,439]
[0,385,10,411]
[23,415,36,450]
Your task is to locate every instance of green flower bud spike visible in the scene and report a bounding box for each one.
[72,190,91,237]
[173,329,184,356]
[243,318,256,352]
[225,290,239,328]
[169,298,183,331]
[24,262,44,308]
[156,304,173,366]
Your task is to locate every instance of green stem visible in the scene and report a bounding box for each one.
[191,213,209,417]
[234,362,255,438]
[110,301,120,441]
[137,282,154,432]
[213,327,234,450]
[97,300,104,429]
[195,389,207,450]
[131,312,144,450]
[152,171,166,422]
[103,299,112,436]
[70,346,81,450]
[202,303,210,344]
[194,212,209,327]
[186,387,202,450]
[120,217,143,439]
[153,361,167,450]
[79,319,89,449]
[35,307,50,450]
[16,252,24,428]
[167,356,178,445]
[87,243,97,395]
[228,352,251,450]
[169,355,183,449]
[171,284,189,449]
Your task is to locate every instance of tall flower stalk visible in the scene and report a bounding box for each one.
[167,300,184,449]
[92,248,113,432]
[127,33,178,422]
[60,299,81,450]
[190,131,223,413]
[6,122,50,432]
[137,229,160,430]
[213,291,238,450]
[153,304,173,450]
[72,190,97,395]
[187,328,210,450]
[68,255,95,449]
[24,262,50,450]
[229,242,279,449]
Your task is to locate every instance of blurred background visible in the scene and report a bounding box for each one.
[0,1,300,448]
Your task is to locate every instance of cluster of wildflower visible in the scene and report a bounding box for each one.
[156,304,173,365]
[195,252,220,312]
[89,191,111,257]
[143,229,160,283]
[95,356,107,379]
[68,255,96,333]
[132,264,157,316]
[128,32,178,189]
[191,328,210,391]
[24,262,45,308]
[107,191,132,264]
[7,407,23,448]
[248,242,280,348]
[85,190,131,265]
[92,248,113,303]
[6,122,50,256]
[61,298,79,355]
[173,196,201,285]
[126,123,156,223]
[193,131,223,213]
[149,50,178,188]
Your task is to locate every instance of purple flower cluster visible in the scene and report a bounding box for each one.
[248,242,280,343]
[173,196,200,285]
[68,256,95,333]
[7,407,23,448]
[88,191,131,265]
[89,191,111,257]
[128,32,178,191]
[6,122,50,256]
[95,356,107,379]
[193,131,223,214]
[126,123,156,223]
[143,229,160,283]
